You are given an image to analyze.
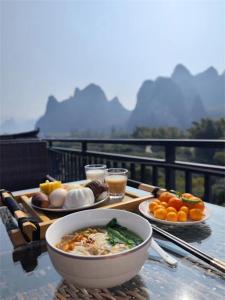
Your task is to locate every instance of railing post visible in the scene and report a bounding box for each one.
[81,142,87,154]
[165,145,175,190]
[113,161,118,168]
[152,166,158,186]
[140,164,145,182]
[81,142,87,178]
[130,163,136,180]
[107,160,112,168]
[185,171,192,193]
[204,174,211,203]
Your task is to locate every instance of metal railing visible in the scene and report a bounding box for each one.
[46,139,225,203]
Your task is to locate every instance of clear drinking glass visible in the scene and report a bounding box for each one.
[105,168,128,200]
[84,164,107,182]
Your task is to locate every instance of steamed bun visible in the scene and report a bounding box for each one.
[63,187,95,209]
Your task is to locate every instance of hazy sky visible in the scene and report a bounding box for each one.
[1,0,225,122]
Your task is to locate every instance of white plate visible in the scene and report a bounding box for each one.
[31,195,109,213]
[139,199,211,226]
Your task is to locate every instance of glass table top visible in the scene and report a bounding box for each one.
[0,186,225,300]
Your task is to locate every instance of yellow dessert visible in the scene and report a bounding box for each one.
[39,180,62,195]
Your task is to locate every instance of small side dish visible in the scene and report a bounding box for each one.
[56,218,143,256]
[148,191,206,222]
[31,180,109,211]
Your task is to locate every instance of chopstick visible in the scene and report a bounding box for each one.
[152,224,225,274]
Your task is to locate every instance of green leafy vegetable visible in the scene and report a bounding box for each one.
[106,218,143,247]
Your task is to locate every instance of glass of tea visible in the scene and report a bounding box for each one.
[84,164,107,182]
[105,168,128,200]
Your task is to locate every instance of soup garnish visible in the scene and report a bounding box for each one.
[56,218,143,256]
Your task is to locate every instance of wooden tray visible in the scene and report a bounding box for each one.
[1,181,153,247]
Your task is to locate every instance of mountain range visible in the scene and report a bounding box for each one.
[1,65,224,135]
[128,65,224,130]
[36,85,130,135]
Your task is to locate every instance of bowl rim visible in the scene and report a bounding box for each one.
[46,209,152,260]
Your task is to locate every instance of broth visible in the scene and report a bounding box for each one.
[56,219,143,256]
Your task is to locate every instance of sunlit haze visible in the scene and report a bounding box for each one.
[1,0,224,122]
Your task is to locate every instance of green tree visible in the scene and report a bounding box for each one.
[132,126,184,139]
[188,118,224,139]
[188,118,225,164]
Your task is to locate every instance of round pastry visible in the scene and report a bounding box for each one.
[85,180,108,200]
[49,188,67,208]
[63,187,95,209]
[32,192,49,208]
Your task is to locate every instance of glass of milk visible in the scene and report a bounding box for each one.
[84,164,107,182]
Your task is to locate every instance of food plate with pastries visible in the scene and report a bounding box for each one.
[31,179,109,212]
[139,191,211,226]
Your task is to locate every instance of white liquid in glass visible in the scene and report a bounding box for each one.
[86,169,105,181]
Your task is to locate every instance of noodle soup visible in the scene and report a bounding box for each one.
[56,218,143,256]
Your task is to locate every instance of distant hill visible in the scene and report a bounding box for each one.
[36,84,131,134]
[128,77,189,129]
[127,64,224,130]
[195,67,225,118]
[35,65,224,135]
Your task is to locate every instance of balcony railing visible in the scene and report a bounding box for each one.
[46,138,225,204]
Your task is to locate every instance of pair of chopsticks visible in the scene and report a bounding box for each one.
[152,224,225,274]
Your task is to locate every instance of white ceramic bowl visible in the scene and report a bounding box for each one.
[46,209,152,288]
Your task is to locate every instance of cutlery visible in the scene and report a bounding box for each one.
[151,238,178,267]
[152,224,225,274]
